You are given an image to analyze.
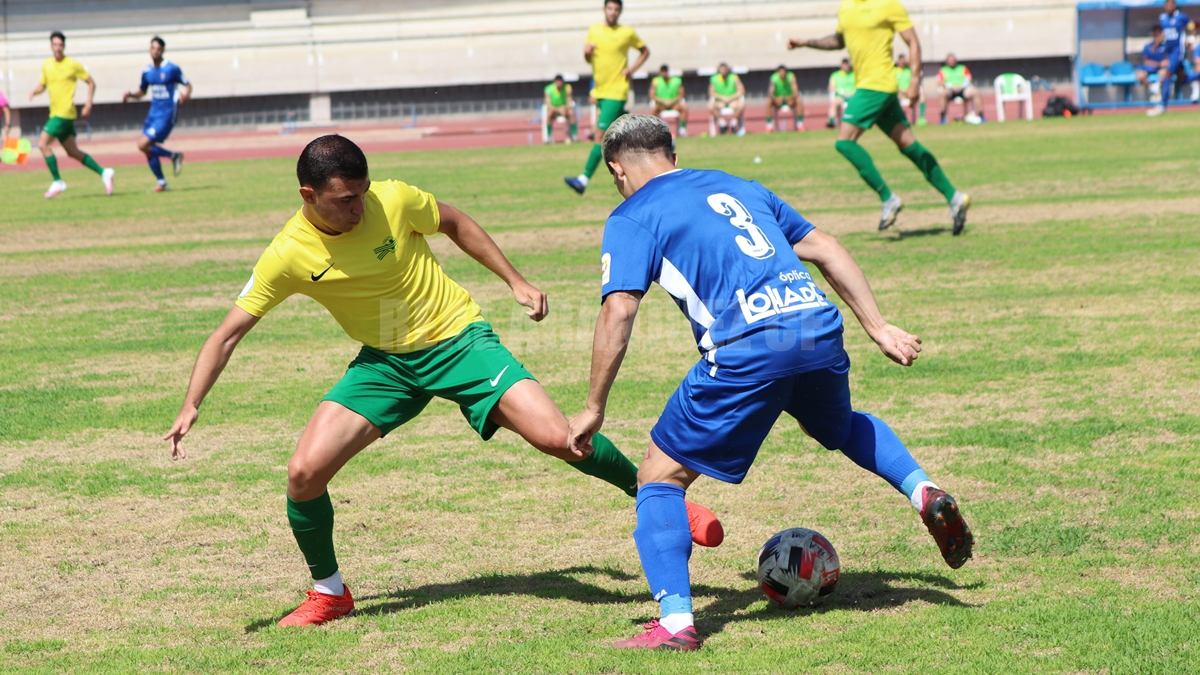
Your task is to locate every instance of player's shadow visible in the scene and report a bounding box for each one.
[893,226,950,239]
[244,565,979,634]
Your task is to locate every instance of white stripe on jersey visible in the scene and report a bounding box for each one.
[657,257,717,351]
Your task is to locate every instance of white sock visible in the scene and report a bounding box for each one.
[314,570,344,597]
[909,480,939,511]
[576,174,589,186]
[660,612,694,634]
[157,179,167,186]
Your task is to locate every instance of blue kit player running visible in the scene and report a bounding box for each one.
[567,115,974,651]
[1148,0,1191,116]
[123,36,191,190]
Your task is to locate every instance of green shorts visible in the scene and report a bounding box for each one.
[324,322,535,439]
[842,89,909,135]
[595,98,628,132]
[43,116,77,142]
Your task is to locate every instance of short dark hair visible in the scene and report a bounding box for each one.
[660,64,670,71]
[50,31,65,43]
[841,58,851,64]
[297,135,369,190]
[1152,25,1163,32]
[777,64,787,70]
[151,36,166,49]
[602,114,673,171]
[554,73,564,80]
[605,0,622,6]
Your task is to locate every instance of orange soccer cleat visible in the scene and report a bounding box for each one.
[685,499,724,548]
[277,585,354,627]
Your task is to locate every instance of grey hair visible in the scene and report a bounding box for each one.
[602,114,674,171]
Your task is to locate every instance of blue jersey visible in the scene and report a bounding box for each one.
[1160,11,1191,56]
[601,169,845,380]
[1142,40,1168,64]
[139,61,188,121]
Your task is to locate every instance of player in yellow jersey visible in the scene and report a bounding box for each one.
[163,135,722,628]
[564,0,649,195]
[789,0,971,235]
[29,31,114,199]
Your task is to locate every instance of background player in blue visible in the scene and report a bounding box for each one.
[567,115,974,651]
[1148,0,1191,116]
[123,36,191,190]
[1137,26,1168,94]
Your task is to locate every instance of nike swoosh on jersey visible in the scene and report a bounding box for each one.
[489,365,509,387]
[311,263,334,281]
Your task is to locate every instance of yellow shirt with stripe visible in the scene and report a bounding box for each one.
[236,180,483,353]
[586,23,645,100]
[40,56,89,120]
[836,0,913,94]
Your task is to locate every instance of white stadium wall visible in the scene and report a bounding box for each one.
[1,0,1076,111]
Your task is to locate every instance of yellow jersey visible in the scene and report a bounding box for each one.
[40,56,89,120]
[586,23,645,100]
[236,180,484,353]
[836,0,913,94]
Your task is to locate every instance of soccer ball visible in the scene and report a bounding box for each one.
[756,528,840,609]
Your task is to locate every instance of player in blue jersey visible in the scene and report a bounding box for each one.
[1148,0,1191,116]
[1137,26,1168,95]
[567,115,974,650]
[122,36,191,190]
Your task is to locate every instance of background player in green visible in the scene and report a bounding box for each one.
[789,0,971,235]
[707,62,745,135]
[895,53,927,126]
[764,64,803,132]
[29,31,114,199]
[937,53,984,124]
[649,64,688,136]
[543,74,577,143]
[827,58,856,129]
[564,0,648,195]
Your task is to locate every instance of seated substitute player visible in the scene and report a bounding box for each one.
[122,36,191,191]
[1137,26,1168,96]
[937,53,984,124]
[567,115,974,651]
[163,135,722,628]
[827,58,856,128]
[708,62,746,135]
[544,74,577,144]
[895,53,926,126]
[29,31,114,199]
[764,64,803,132]
[649,64,688,136]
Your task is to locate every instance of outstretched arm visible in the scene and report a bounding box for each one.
[163,306,261,459]
[793,229,921,366]
[788,33,846,50]
[567,290,643,453]
[437,200,547,321]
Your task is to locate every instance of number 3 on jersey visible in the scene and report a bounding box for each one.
[707,193,775,260]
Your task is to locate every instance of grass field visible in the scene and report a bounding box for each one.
[2,114,1199,674]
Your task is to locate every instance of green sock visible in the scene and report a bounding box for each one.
[766,116,774,126]
[583,143,603,179]
[546,123,553,138]
[287,492,339,580]
[835,139,893,201]
[900,141,956,202]
[570,121,578,137]
[46,155,61,181]
[568,432,638,497]
[81,154,104,176]
[680,119,687,130]
[919,100,926,118]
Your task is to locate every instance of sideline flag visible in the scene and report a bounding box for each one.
[1,137,31,165]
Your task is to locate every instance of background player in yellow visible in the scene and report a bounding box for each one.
[544,74,577,143]
[789,0,971,235]
[564,0,648,195]
[649,64,688,136]
[163,135,722,628]
[765,64,803,132]
[29,31,114,199]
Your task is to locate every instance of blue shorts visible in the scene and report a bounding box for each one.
[1166,53,1186,76]
[143,115,175,143]
[650,354,854,484]
[1139,64,1160,73]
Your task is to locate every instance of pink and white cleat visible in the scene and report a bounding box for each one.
[614,620,700,651]
[44,180,68,199]
[101,168,115,196]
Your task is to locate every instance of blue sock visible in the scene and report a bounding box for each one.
[633,483,693,617]
[1162,78,1172,107]
[838,412,930,501]
[149,145,174,159]
[148,156,165,181]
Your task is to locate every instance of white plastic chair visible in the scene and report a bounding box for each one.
[993,73,1033,121]
[658,109,682,136]
[709,103,736,136]
[774,103,799,132]
[540,103,578,144]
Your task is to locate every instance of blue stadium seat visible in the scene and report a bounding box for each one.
[1080,63,1108,87]
[1109,61,1137,101]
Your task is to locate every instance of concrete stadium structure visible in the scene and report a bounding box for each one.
[1,0,1078,133]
